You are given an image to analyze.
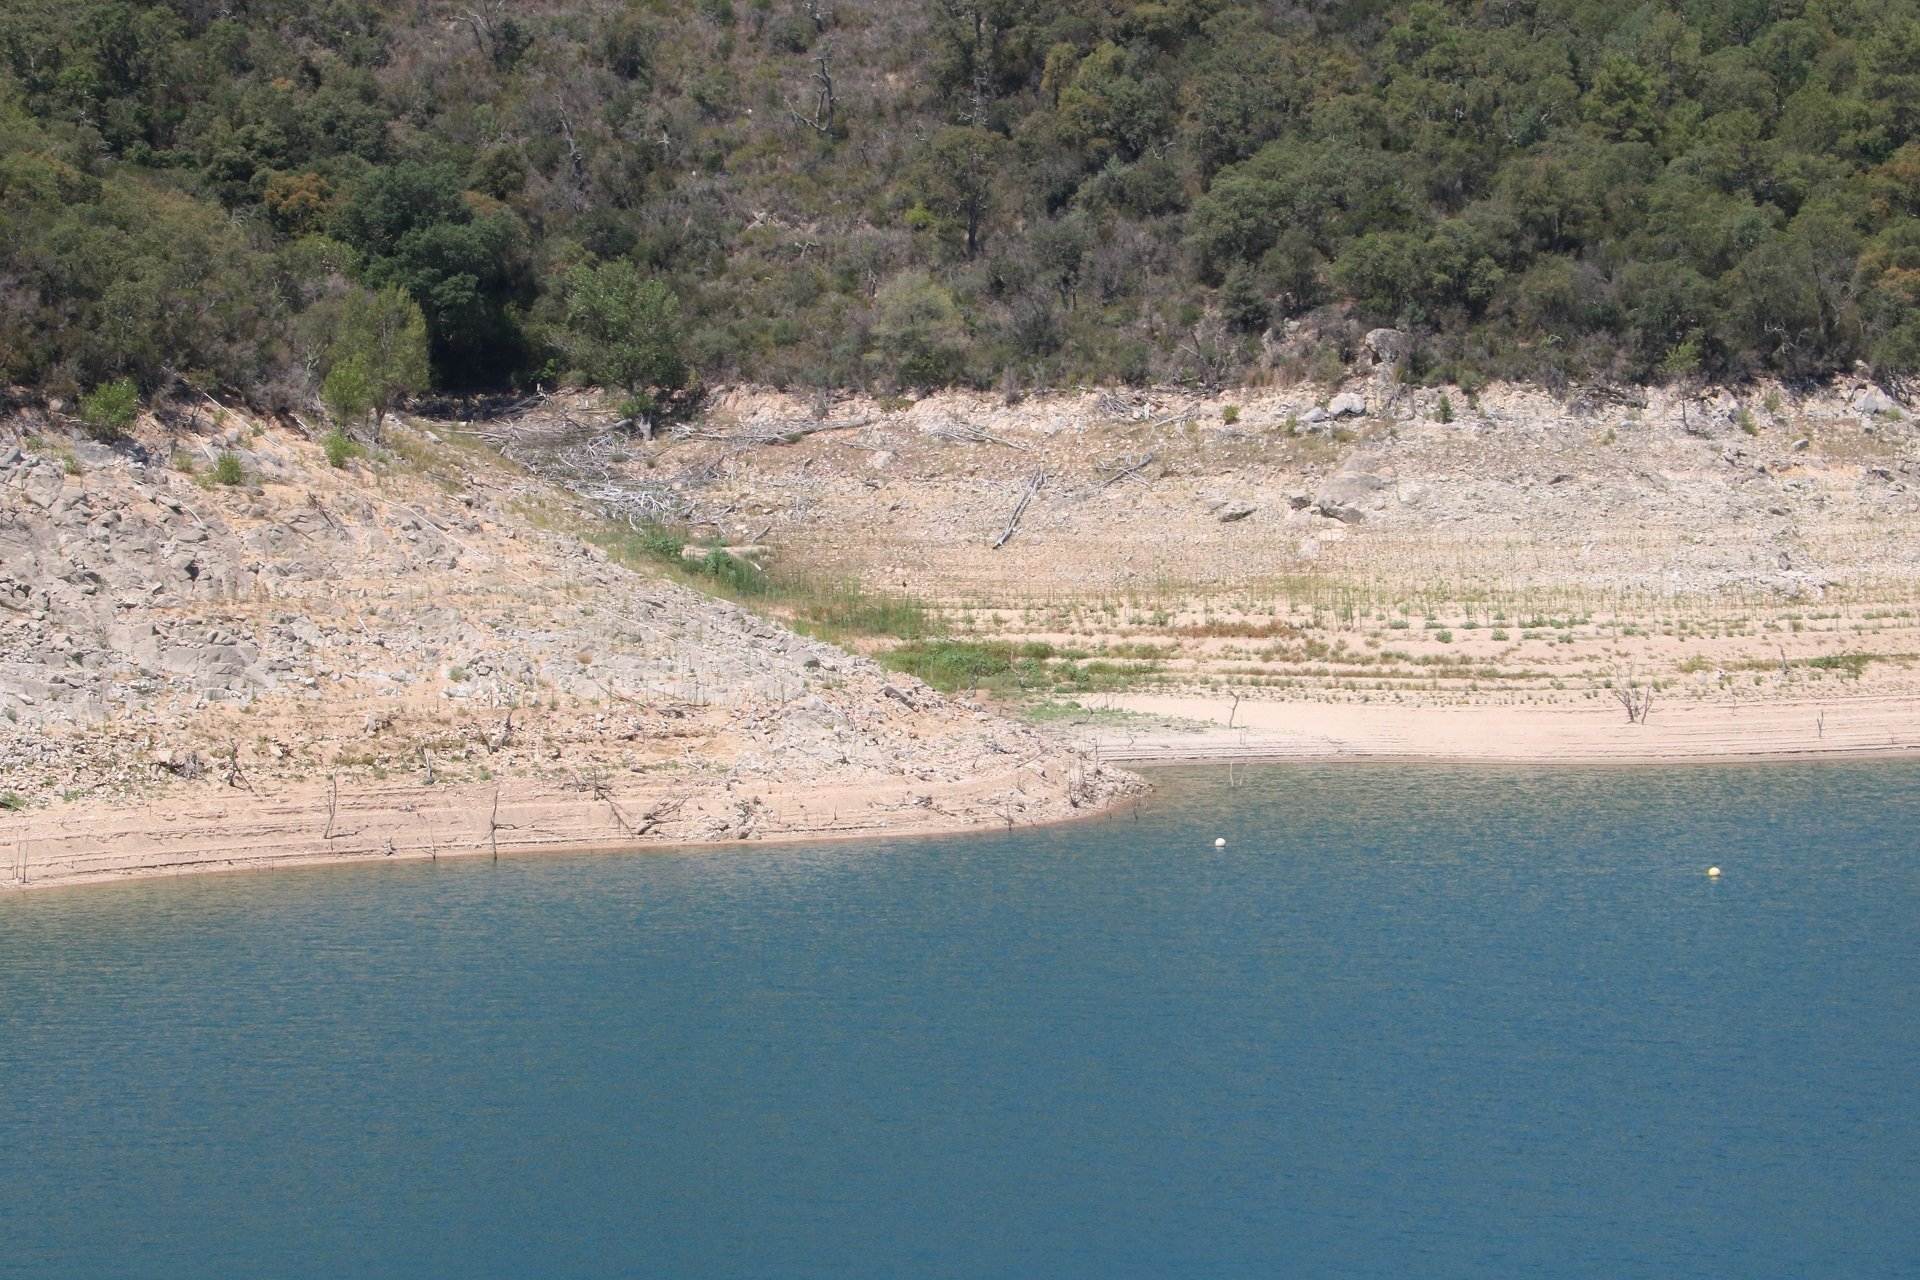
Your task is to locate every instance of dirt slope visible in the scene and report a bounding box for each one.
[0,408,1137,890]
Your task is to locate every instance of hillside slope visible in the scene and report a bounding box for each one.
[0,407,1137,889]
[6,0,1920,407]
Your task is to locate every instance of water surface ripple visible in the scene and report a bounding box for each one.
[2,763,1916,1278]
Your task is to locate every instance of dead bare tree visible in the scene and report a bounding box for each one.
[786,44,837,135]
[1610,670,1657,724]
[1179,319,1235,391]
[928,421,1028,450]
[454,3,500,58]
[556,114,589,204]
[452,2,527,66]
[487,782,521,861]
[635,795,689,836]
[223,741,255,792]
[477,708,515,754]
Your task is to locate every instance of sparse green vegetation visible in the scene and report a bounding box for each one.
[883,641,1047,693]
[322,430,363,469]
[210,452,245,486]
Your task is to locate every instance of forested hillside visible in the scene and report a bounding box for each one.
[4,0,1920,415]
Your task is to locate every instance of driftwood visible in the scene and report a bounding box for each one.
[1098,451,1156,490]
[993,470,1045,550]
[929,421,1030,451]
[674,416,874,446]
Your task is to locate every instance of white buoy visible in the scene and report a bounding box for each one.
[1707,865,1722,878]
[1214,837,1227,848]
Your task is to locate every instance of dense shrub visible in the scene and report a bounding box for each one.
[4,0,1919,399]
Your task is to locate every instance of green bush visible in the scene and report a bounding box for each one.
[211,452,245,486]
[322,429,362,468]
[694,547,768,595]
[78,378,139,440]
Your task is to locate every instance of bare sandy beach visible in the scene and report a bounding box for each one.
[1078,693,1920,764]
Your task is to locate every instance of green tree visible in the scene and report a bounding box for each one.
[322,286,429,438]
[332,163,531,386]
[868,271,968,387]
[918,126,1009,259]
[557,259,688,434]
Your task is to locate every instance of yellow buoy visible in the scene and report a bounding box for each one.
[1707,865,1722,878]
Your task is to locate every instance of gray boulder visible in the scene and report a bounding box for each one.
[1314,471,1389,524]
[1855,386,1899,416]
[1328,392,1367,418]
[20,462,64,509]
[1364,328,1410,367]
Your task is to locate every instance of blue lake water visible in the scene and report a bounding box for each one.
[2,763,1917,1278]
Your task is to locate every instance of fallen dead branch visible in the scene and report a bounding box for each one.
[1098,451,1155,490]
[993,470,1046,550]
[929,421,1030,451]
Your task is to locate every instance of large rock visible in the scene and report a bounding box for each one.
[19,462,64,509]
[1855,386,1899,416]
[1327,392,1367,418]
[1364,328,1410,368]
[1314,471,1389,523]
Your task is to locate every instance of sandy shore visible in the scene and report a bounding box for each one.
[9,694,1914,895]
[0,763,1127,894]
[1084,694,1920,764]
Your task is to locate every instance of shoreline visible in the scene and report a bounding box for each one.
[1077,693,1920,768]
[9,695,1918,895]
[1118,745,1920,766]
[0,766,1138,896]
